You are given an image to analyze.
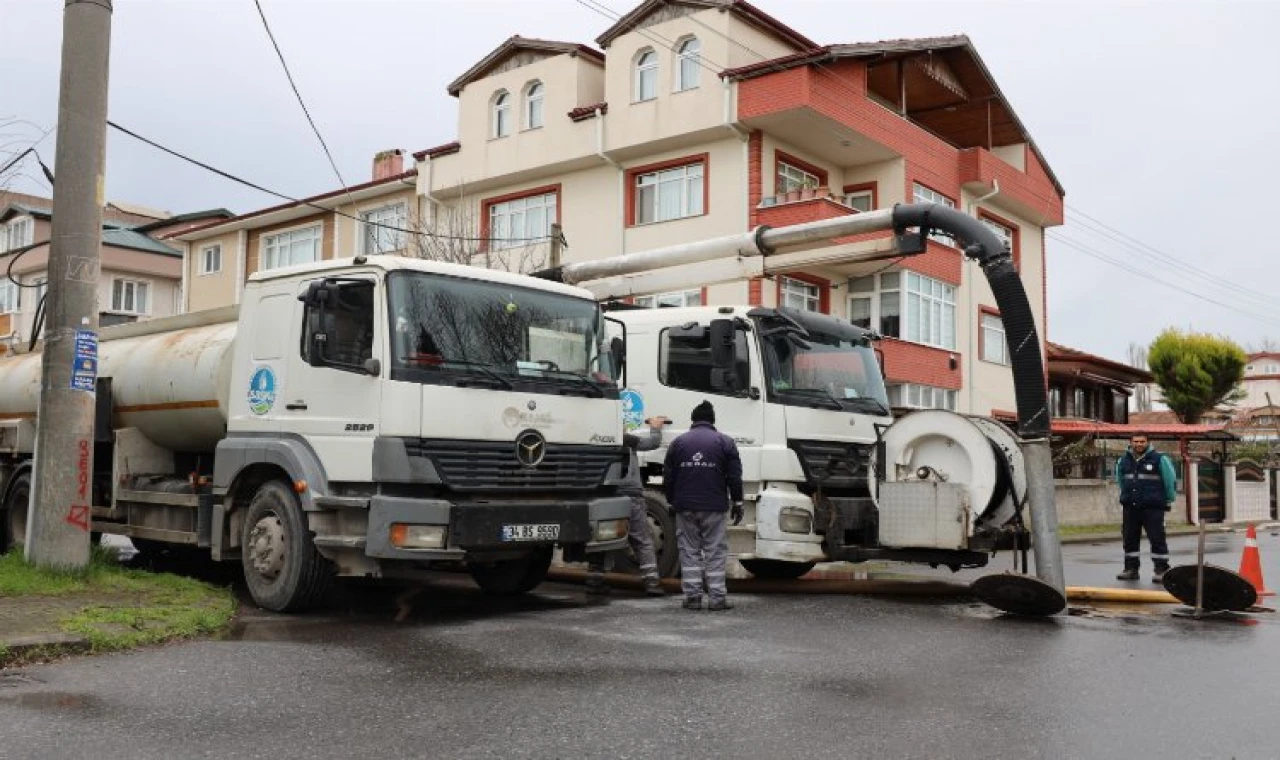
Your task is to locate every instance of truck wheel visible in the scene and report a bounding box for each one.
[240,480,334,612]
[468,547,553,596]
[740,559,816,580]
[2,473,30,553]
[610,493,679,578]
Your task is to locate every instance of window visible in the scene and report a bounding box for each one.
[0,280,17,313]
[675,37,700,91]
[777,162,821,195]
[199,244,222,275]
[1049,386,1064,418]
[634,49,658,102]
[111,278,149,315]
[888,383,957,411]
[844,190,873,213]
[3,216,33,252]
[634,289,701,308]
[524,81,544,129]
[848,271,899,337]
[659,325,750,396]
[487,191,557,250]
[980,311,1009,365]
[302,279,375,369]
[912,183,957,247]
[633,160,704,224]
[905,272,956,349]
[780,276,821,312]
[261,225,321,271]
[982,217,1015,257]
[361,203,407,255]
[492,91,511,138]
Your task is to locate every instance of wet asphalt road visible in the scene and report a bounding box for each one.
[3,530,1279,760]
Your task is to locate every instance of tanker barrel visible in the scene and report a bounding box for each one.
[756,208,896,252]
[532,228,770,285]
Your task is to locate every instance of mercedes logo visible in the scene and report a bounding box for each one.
[515,430,547,467]
[527,400,537,411]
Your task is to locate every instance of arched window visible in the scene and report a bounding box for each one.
[524,81,544,129]
[634,48,658,102]
[492,90,511,138]
[675,37,700,91]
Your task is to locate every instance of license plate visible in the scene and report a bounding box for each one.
[501,523,561,542]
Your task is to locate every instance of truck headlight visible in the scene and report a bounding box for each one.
[594,518,629,542]
[778,507,812,535]
[389,523,447,549]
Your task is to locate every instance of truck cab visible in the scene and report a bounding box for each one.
[610,304,893,578]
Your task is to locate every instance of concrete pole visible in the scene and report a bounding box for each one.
[25,0,113,570]
[1021,438,1066,595]
[549,223,563,269]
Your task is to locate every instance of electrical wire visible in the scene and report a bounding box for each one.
[107,121,549,244]
[251,0,350,192]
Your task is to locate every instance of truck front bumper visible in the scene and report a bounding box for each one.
[364,494,631,561]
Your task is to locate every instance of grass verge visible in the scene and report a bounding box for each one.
[0,546,236,667]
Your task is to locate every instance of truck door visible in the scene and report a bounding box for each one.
[284,277,383,483]
[655,319,763,484]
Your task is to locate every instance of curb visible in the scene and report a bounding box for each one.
[1,632,90,667]
[1059,525,1234,545]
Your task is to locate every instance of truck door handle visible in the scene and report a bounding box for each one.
[286,402,308,411]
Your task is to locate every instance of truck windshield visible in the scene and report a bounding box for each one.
[386,272,616,392]
[762,330,890,414]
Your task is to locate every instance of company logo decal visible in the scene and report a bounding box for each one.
[621,389,645,432]
[248,366,277,416]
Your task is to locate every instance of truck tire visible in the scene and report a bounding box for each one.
[468,547,553,596]
[740,559,816,580]
[2,472,30,553]
[610,493,679,578]
[240,480,334,612]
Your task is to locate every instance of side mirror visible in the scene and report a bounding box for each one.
[306,307,327,367]
[363,358,382,377]
[709,319,737,393]
[301,280,331,306]
[609,336,626,381]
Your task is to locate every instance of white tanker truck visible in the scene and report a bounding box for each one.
[0,255,634,611]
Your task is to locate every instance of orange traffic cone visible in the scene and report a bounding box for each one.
[1238,524,1274,597]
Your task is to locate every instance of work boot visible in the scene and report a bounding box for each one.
[643,577,665,597]
[1116,567,1140,581]
[585,573,609,597]
[1152,565,1170,584]
[707,598,734,612]
[682,596,702,611]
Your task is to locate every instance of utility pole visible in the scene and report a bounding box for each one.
[549,223,564,269]
[26,0,113,570]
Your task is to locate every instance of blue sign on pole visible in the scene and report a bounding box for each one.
[70,329,98,392]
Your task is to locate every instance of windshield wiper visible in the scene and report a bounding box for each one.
[440,360,514,390]
[532,368,605,397]
[778,387,843,410]
[846,396,891,416]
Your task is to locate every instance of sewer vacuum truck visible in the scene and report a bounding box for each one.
[0,256,633,611]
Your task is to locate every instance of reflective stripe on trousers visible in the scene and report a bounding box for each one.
[676,511,729,602]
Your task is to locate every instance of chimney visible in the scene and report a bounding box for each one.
[373,149,405,180]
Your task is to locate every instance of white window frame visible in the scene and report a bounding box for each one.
[261,224,322,271]
[199,243,222,275]
[492,90,511,138]
[634,161,704,225]
[110,278,150,316]
[634,289,702,309]
[634,48,658,102]
[3,216,34,253]
[361,202,408,255]
[888,383,957,411]
[0,279,18,314]
[488,192,557,251]
[675,37,700,92]
[912,183,957,247]
[780,276,821,313]
[904,271,957,349]
[524,81,544,130]
[980,311,1009,365]
[981,217,1015,257]
[844,190,873,213]
[777,161,821,195]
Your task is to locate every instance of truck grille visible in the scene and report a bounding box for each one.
[405,439,618,492]
[788,439,872,494]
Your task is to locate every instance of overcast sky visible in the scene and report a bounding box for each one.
[3,0,1277,362]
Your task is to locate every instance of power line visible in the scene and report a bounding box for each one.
[107,120,549,244]
[251,0,350,191]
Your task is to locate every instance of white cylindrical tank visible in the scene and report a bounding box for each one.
[0,311,238,452]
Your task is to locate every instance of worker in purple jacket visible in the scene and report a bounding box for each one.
[664,400,744,611]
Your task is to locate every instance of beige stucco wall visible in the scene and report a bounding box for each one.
[332,187,418,258]
[842,158,907,205]
[992,143,1027,171]
[1240,378,1280,408]
[723,12,804,68]
[184,230,240,312]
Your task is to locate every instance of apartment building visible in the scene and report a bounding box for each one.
[412,0,1065,418]
[0,193,230,354]
[173,151,416,312]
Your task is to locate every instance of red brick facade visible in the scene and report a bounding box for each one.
[881,338,962,390]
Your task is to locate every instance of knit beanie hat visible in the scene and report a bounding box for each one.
[691,400,715,424]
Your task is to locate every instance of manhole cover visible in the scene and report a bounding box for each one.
[971,573,1067,617]
[1161,564,1257,612]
